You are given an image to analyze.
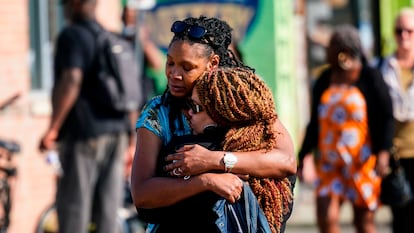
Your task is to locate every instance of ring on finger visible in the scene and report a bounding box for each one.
[172,168,182,176]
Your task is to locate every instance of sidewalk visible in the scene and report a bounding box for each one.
[287,183,392,228]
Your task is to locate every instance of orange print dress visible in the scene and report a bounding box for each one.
[315,84,381,210]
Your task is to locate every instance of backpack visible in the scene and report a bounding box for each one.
[83,22,143,113]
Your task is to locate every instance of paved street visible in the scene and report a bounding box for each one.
[286,183,392,233]
[286,224,391,233]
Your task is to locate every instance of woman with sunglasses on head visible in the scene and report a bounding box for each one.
[377,8,414,233]
[130,16,296,233]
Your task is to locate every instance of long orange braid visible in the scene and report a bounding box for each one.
[195,67,294,233]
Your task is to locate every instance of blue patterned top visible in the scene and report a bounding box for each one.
[136,95,192,233]
[136,95,192,146]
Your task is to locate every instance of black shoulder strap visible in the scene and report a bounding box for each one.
[81,21,125,94]
[80,21,110,57]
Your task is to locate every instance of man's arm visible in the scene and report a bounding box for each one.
[39,68,83,151]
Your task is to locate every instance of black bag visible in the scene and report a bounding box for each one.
[380,154,413,207]
[84,22,144,113]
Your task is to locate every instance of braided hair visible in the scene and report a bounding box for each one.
[194,67,294,233]
[161,15,253,134]
[170,15,250,69]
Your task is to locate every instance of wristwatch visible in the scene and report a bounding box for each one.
[223,152,238,172]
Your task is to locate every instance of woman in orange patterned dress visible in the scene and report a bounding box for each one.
[298,25,394,233]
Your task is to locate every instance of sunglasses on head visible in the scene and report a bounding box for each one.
[186,99,204,114]
[395,27,414,35]
[171,21,207,39]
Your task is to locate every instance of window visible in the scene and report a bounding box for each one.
[29,0,64,91]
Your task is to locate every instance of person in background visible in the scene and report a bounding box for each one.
[120,3,165,184]
[121,5,166,101]
[38,1,134,232]
[297,24,393,233]
[130,15,296,233]
[377,7,414,233]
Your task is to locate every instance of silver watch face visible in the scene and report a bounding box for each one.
[224,153,237,167]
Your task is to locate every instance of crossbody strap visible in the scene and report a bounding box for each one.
[81,21,125,94]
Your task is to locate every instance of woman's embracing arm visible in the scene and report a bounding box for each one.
[130,128,244,208]
[164,118,297,179]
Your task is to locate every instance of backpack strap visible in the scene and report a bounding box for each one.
[81,21,125,94]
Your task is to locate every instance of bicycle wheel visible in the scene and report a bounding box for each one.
[34,204,129,233]
[34,204,58,233]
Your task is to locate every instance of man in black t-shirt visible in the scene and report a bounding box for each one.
[38,1,135,233]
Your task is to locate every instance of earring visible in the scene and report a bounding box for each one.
[338,52,352,70]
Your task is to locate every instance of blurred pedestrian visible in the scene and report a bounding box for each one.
[376,7,414,233]
[38,0,135,232]
[298,24,394,233]
[121,5,166,101]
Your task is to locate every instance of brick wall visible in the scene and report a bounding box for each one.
[0,1,122,232]
[0,0,29,101]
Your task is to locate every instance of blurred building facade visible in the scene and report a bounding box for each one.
[0,1,121,232]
